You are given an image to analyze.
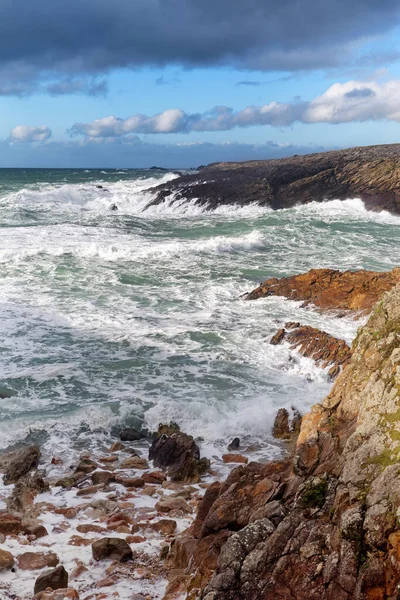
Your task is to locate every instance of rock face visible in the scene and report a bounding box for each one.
[246,267,400,312]
[271,322,352,379]
[166,283,400,599]
[149,423,210,483]
[148,144,400,213]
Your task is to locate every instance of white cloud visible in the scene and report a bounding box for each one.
[69,79,400,138]
[9,125,52,143]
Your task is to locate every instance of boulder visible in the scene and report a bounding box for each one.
[222,454,248,464]
[7,472,49,511]
[91,537,133,562]
[272,408,290,438]
[0,548,14,569]
[227,437,240,451]
[34,565,69,594]
[18,551,59,570]
[142,470,166,484]
[91,470,115,485]
[149,423,210,483]
[120,456,149,469]
[2,445,40,484]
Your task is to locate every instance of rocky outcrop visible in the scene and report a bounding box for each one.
[271,322,352,379]
[246,267,400,313]
[149,423,210,483]
[165,282,400,599]
[148,144,400,213]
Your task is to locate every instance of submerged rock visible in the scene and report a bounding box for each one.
[149,423,210,483]
[270,322,352,379]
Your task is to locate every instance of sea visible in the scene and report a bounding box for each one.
[1,167,400,465]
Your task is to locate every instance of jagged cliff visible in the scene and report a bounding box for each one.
[148,144,400,213]
[165,283,400,600]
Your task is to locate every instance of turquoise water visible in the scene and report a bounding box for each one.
[0,168,399,461]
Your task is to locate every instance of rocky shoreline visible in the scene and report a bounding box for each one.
[1,267,400,599]
[147,144,400,213]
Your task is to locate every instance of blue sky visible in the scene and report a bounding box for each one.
[2,1,400,167]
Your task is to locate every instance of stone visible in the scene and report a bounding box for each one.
[91,470,115,485]
[91,537,133,562]
[149,423,210,483]
[114,476,144,488]
[109,441,125,452]
[2,445,40,484]
[17,551,59,570]
[227,437,240,451]
[119,428,143,442]
[155,497,192,514]
[34,565,69,594]
[142,470,166,484]
[76,485,101,497]
[0,548,14,569]
[222,454,248,464]
[0,512,22,535]
[272,408,290,439]
[74,458,97,473]
[149,519,177,536]
[23,523,48,538]
[33,590,79,600]
[120,456,149,469]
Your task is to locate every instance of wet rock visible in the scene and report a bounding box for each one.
[272,408,290,438]
[3,445,40,484]
[149,423,210,483]
[92,537,133,562]
[227,437,240,451]
[74,457,97,474]
[91,470,115,485]
[23,523,48,538]
[120,456,149,469]
[222,454,248,464]
[246,267,400,313]
[109,441,125,452]
[0,512,22,535]
[0,548,14,569]
[7,472,49,511]
[33,589,79,600]
[142,470,166,484]
[34,565,69,594]
[119,428,144,441]
[18,551,59,570]
[270,328,286,345]
[149,519,177,536]
[155,496,192,514]
[149,144,400,214]
[114,476,144,488]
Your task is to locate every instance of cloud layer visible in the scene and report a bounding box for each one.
[0,0,399,95]
[69,79,400,137]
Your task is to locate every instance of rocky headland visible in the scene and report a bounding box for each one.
[147,144,400,213]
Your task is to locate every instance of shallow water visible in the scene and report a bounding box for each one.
[0,168,399,462]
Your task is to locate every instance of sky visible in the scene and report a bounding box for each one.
[2,0,400,167]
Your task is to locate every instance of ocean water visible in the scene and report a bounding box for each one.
[0,168,399,463]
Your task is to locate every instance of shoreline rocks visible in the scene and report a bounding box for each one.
[245,267,400,313]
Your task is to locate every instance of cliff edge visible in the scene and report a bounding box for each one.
[148,144,400,213]
[165,282,400,599]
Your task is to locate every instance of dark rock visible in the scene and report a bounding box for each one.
[119,428,143,442]
[91,537,133,562]
[3,445,40,485]
[148,144,400,214]
[149,423,210,483]
[110,203,118,211]
[227,437,240,451]
[91,470,115,486]
[7,472,49,511]
[270,328,286,345]
[34,565,68,594]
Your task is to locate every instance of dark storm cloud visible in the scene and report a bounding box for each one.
[0,0,399,95]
